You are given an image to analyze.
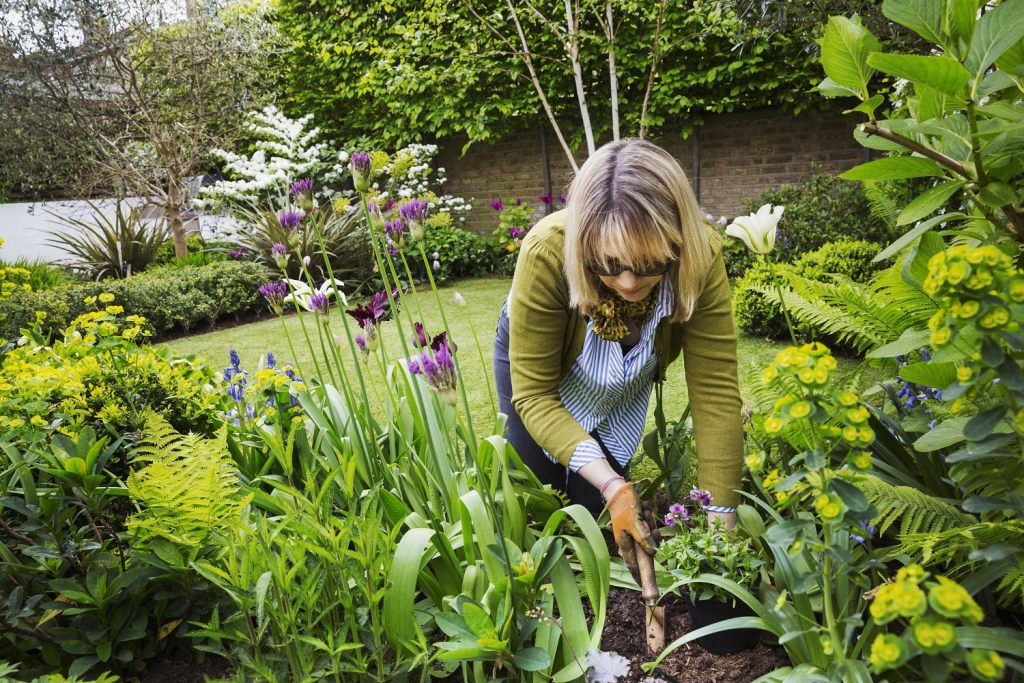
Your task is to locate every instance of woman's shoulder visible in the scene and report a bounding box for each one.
[523,209,568,256]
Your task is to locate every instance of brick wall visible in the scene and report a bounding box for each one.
[436,107,868,234]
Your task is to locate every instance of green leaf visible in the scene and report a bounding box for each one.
[899,361,956,388]
[514,647,552,672]
[957,626,1024,654]
[831,479,870,512]
[845,94,886,118]
[435,612,475,641]
[461,601,495,638]
[995,36,1024,76]
[949,0,979,49]
[383,527,435,647]
[966,0,1024,83]
[914,417,968,451]
[816,77,860,98]
[867,53,970,97]
[896,181,964,225]
[883,0,945,46]
[819,16,881,98]
[841,156,946,181]
[978,181,1017,207]
[964,405,1008,441]
[254,571,272,631]
[868,329,933,358]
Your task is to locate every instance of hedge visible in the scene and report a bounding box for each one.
[0,261,269,341]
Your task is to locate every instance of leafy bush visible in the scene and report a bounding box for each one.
[399,225,497,282]
[153,235,231,267]
[46,201,170,280]
[0,260,268,341]
[734,239,880,343]
[722,170,895,277]
[2,256,77,292]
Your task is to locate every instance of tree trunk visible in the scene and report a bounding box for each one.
[166,182,188,259]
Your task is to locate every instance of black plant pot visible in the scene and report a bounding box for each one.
[686,595,760,655]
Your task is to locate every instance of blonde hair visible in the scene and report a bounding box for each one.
[564,138,715,322]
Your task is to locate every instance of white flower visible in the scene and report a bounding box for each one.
[283,278,346,311]
[725,203,784,255]
[585,649,630,683]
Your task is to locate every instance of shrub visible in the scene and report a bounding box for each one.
[153,235,231,267]
[46,200,170,280]
[1,256,77,292]
[0,260,268,341]
[722,169,895,277]
[399,225,497,282]
[734,239,880,343]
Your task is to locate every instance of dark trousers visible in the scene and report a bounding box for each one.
[493,311,628,515]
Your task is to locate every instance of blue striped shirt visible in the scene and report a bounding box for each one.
[554,281,735,513]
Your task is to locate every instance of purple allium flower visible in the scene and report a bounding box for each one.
[408,358,420,375]
[385,219,404,240]
[271,243,287,257]
[350,152,372,192]
[515,198,523,206]
[259,280,288,314]
[399,198,429,241]
[689,487,713,507]
[309,292,330,315]
[229,246,249,259]
[538,192,553,205]
[664,514,677,527]
[355,335,366,351]
[408,336,457,404]
[278,211,303,231]
[383,198,397,212]
[266,351,276,368]
[491,199,505,212]
[290,177,314,196]
[387,241,399,256]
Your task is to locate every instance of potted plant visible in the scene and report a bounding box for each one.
[655,488,763,655]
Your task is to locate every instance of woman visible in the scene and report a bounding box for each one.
[493,138,743,574]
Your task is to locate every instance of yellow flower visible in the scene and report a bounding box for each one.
[930,327,952,346]
[957,366,973,383]
[772,394,796,411]
[255,368,277,382]
[84,296,97,305]
[1008,277,1024,303]
[928,310,946,331]
[105,305,124,315]
[837,391,858,407]
[812,367,830,384]
[801,342,829,357]
[762,468,780,489]
[761,365,778,383]
[763,416,784,434]
[967,650,1005,682]
[871,579,926,623]
[798,367,816,384]
[896,564,925,584]
[789,401,812,418]
[99,292,115,303]
[945,261,969,285]
[745,450,765,473]
[928,575,983,623]
[30,414,48,427]
[846,406,869,424]
[868,634,905,671]
[842,426,860,442]
[910,618,956,654]
[847,450,872,470]
[8,417,24,429]
[35,311,48,324]
[958,300,980,318]
[814,493,845,522]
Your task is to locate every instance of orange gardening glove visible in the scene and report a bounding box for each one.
[605,482,660,584]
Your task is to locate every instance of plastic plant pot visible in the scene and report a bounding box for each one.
[686,595,760,655]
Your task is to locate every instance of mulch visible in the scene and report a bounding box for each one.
[137,654,231,683]
[600,587,789,683]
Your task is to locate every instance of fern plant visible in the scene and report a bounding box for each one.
[856,475,974,538]
[127,413,253,553]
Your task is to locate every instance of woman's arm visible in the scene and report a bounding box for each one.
[679,249,745,514]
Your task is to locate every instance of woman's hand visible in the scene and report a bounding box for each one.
[604,483,661,584]
[707,509,737,531]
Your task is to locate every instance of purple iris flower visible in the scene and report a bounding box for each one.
[412,322,429,348]
[346,288,397,329]
[491,199,505,212]
[278,211,303,231]
[538,192,553,205]
[509,227,524,239]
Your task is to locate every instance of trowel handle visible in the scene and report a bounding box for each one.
[635,548,660,607]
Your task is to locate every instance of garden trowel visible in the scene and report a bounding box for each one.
[636,549,665,653]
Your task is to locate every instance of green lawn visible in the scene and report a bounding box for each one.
[167,276,879,438]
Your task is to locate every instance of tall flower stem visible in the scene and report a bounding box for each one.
[763,255,799,346]
[465,314,497,416]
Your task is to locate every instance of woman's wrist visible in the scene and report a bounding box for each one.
[577,459,626,501]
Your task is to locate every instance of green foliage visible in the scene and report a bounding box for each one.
[400,225,497,283]
[152,235,230,268]
[819,0,1024,246]
[856,475,975,537]
[734,239,881,344]
[127,414,253,551]
[722,170,894,277]
[272,0,828,148]
[46,201,170,280]
[0,260,268,341]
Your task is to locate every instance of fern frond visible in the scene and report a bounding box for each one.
[856,475,975,537]
[863,182,900,231]
[870,264,940,330]
[127,413,252,550]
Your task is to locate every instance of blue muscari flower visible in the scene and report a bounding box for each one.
[290,394,299,406]
[919,348,931,362]
[284,367,295,379]
[850,520,877,545]
[247,404,256,418]
[233,418,240,426]
[928,419,937,429]
[267,396,275,407]
[224,367,235,382]
[229,348,241,369]
[266,351,276,368]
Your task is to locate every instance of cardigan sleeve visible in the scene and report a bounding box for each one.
[506,233,594,467]
[679,250,745,508]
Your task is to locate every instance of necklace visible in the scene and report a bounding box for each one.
[590,284,659,342]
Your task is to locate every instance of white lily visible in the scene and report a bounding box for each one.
[283,277,347,311]
[725,203,784,255]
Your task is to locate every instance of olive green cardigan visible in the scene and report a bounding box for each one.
[506,210,744,507]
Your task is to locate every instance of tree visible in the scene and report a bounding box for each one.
[0,0,284,257]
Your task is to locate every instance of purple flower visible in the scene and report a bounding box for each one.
[491,199,505,212]
[538,192,553,205]
[669,503,685,516]
[689,487,713,507]
[412,322,429,347]
[387,241,399,256]
[664,514,677,527]
[229,246,249,259]
[290,178,314,196]
[278,211,303,231]
[432,259,441,272]
[355,335,366,351]
[509,227,524,239]
[229,348,241,369]
[408,336,457,404]
[408,358,420,375]
[385,219,404,241]
[350,152,372,192]
[227,382,244,402]
[515,198,523,206]
[271,243,287,257]
[558,194,567,204]
[399,199,429,241]
[259,280,288,314]
[265,351,276,368]
[309,292,330,315]
[346,288,397,328]
[382,199,397,212]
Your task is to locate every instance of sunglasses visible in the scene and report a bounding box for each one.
[585,256,675,278]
